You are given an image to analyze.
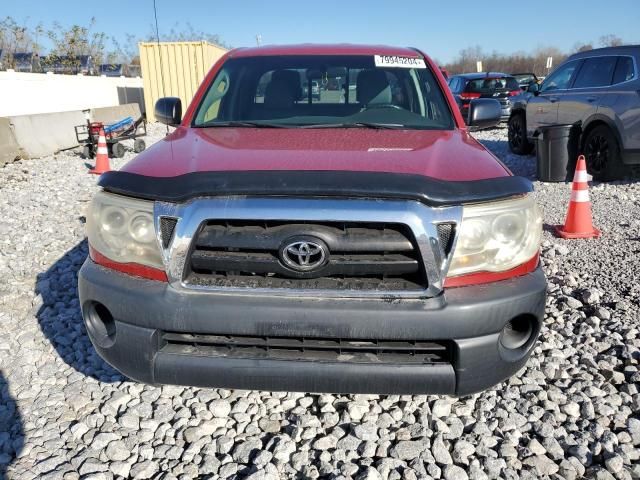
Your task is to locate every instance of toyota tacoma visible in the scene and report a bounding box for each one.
[79,44,546,396]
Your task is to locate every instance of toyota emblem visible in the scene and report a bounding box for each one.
[280,239,328,272]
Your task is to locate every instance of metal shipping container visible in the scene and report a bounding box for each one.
[139,41,228,122]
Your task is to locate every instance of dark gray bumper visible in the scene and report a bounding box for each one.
[78,260,546,396]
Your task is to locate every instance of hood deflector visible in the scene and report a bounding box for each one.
[98,170,533,207]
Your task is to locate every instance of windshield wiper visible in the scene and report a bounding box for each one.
[299,122,405,130]
[196,121,407,129]
[196,121,291,128]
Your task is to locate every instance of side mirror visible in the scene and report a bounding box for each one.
[467,98,501,130]
[527,83,540,95]
[155,97,182,126]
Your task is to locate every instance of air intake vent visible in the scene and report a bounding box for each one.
[159,217,178,249]
[436,223,456,257]
[161,332,452,365]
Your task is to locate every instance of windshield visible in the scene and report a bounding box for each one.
[465,76,520,93]
[193,55,454,130]
[513,74,536,85]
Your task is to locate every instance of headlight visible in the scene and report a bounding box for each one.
[448,195,542,277]
[87,191,163,269]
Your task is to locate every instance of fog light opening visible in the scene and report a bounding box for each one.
[500,315,535,350]
[85,302,116,348]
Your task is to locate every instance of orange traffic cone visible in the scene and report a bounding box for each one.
[89,128,110,175]
[554,155,600,239]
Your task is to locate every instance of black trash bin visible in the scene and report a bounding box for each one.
[536,125,577,182]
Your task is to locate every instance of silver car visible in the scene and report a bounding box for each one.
[508,45,640,180]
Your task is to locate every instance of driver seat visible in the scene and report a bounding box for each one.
[264,70,302,109]
[356,69,392,106]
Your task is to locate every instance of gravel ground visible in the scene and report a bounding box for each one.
[1,123,639,480]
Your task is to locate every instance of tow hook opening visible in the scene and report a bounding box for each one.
[499,314,538,360]
[84,302,116,348]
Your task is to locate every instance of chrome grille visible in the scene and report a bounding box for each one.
[186,221,427,291]
[154,197,462,298]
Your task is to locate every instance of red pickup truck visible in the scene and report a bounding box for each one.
[79,44,545,396]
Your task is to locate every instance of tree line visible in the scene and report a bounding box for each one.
[0,15,632,76]
[0,16,230,69]
[441,35,628,76]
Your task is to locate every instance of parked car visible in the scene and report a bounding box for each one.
[79,44,545,396]
[448,72,521,123]
[311,80,320,99]
[127,64,141,77]
[99,63,127,77]
[41,55,95,75]
[512,72,539,90]
[12,52,42,73]
[98,63,141,78]
[508,45,640,180]
[302,80,321,100]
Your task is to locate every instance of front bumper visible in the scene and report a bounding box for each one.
[78,260,546,396]
[460,105,511,123]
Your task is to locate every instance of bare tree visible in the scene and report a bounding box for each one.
[32,23,45,53]
[572,42,594,53]
[146,22,232,49]
[0,17,52,53]
[444,44,568,76]
[109,33,139,64]
[2,16,232,73]
[46,17,107,72]
[0,16,42,68]
[531,46,566,75]
[456,45,484,73]
[47,18,105,59]
[106,24,230,66]
[599,34,623,47]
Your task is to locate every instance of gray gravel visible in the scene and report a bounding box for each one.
[1,123,639,479]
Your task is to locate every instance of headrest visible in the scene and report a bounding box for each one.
[264,70,302,108]
[357,69,392,105]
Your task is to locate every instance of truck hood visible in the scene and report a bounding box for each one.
[122,126,510,181]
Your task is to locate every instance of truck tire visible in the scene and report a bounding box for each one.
[583,125,626,181]
[111,142,126,159]
[134,139,146,153]
[508,113,534,155]
[82,145,94,159]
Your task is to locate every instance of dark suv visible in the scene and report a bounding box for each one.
[448,73,521,122]
[508,45,640,180]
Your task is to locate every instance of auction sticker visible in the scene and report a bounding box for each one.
[374,55,426,69]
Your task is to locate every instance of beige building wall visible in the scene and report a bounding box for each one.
[139,41,228,122]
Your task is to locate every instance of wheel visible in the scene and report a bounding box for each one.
[133,139,146,153]
[82,145,94,159]
[583,125,625,181]
[508,113,534,155]
[111,142,126,158]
